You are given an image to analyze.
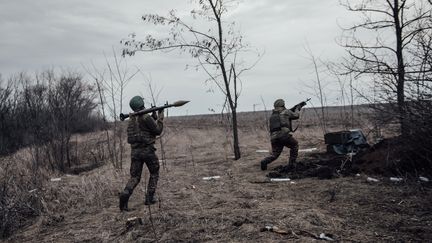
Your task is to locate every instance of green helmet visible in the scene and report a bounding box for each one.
[129,96,144,111]
[274,99,285,108]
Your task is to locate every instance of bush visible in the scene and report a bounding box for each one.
[403,99,432,174]
[0,70,104,171]
[0,156,45,238]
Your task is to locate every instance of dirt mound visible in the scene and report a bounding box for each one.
[267,136,432,180]
[351,136,432,176]
[352,137,404,176]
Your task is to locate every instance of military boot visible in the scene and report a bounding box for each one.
[260,160,268,171]
[119,191,130,211]
[144,193,157,205]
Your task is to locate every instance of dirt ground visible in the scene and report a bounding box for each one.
[6,119,432,242]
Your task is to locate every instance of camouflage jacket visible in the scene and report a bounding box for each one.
[270,106,300,140]
[127,113,163,148]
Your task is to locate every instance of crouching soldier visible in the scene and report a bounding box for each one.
[260,98,306,171]
[119,96,164,211]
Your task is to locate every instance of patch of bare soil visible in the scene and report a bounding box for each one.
[8,126,432,242]
[266,153,352,180]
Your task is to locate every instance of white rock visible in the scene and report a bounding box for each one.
[127,216,140,221]
[202,176,221,180]
[366,177,379,182]
[419,176,429,182]
[390,177,403,182]
[50,178,61,182]
[299,147,318,153]
[255,149,269,153]
[270,178,291,182]
[319,233,335,241]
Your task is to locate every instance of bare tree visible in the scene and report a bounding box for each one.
[339,0,432,137]
[46,71,97,171]
[1,70,98,172]
[84,50,138,169]
[140,72,168,170]
[403,7,432,170]
[0,76,18,155]
[408,7,432,91]
[302,45,331,135]
[307,49,329,134]
[121,0,260,160]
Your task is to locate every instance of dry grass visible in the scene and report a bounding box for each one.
[2,108,431,242]
[0,153,45,238]
[0,130,125,239]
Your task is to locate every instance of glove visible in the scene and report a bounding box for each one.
[151,111,158,120]
[157,109,164,121]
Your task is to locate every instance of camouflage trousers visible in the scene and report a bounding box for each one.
[261,135,299,166]
[123,145,160,197]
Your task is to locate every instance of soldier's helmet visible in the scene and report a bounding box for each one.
[274,99,285,108]
[129,96,145,112]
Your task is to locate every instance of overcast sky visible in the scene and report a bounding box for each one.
[0,0,360,115]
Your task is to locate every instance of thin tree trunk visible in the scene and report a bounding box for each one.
[212,1,241,160]
[393,0,407,137]
[231,107,241,160]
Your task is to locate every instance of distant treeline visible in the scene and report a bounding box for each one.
[167,104,374,129]
[0,70,103,169]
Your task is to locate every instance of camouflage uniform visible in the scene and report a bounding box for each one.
[260,100,301,170]
[120,112,163,210]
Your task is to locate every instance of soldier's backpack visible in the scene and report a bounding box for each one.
[127,115,147,144]
[269,110,296,133]
[269,110,282,133]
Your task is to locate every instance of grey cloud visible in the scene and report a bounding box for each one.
[0,0,361,114]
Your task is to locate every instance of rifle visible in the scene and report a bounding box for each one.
[289,98,311,112]
[288,98,310,132]
[119,100,190,121]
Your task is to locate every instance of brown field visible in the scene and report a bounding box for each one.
[4,108,432,242]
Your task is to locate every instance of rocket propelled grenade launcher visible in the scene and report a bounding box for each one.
[120,100,190,121]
